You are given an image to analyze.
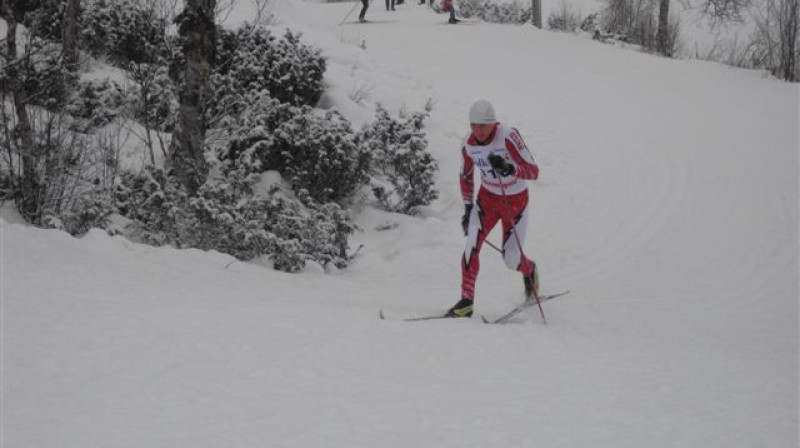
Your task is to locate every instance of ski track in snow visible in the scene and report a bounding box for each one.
[2,2,797,448]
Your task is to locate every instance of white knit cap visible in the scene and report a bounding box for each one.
[469,99,497,124]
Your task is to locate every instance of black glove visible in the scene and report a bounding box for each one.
[488,154,515,177]
[461,203,473,235]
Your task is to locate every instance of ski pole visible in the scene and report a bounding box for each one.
[492,169,546,324]
[338,0,361,25]
[485,240,502,254]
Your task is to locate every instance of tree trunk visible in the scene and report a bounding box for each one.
[62,0,81,73]
[1,0,40,221]
[780,0,798,81]
[531,0,542,28]
[656,0,671,56]
[172,0,216,194]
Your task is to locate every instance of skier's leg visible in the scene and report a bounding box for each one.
[461,193,500,301]
[500,191,533,275]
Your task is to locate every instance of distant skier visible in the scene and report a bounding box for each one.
[447,100,540,318]
[359,0,369,22]
[442,0,458,23]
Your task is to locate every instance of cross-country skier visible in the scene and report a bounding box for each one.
[447,100,540,318]
[442,0,458,23]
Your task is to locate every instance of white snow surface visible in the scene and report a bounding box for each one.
[2,2,798,447]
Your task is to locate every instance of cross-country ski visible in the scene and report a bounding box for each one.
[481,291,570,324]
[379,291,569,323]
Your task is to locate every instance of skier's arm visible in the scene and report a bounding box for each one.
[459,146,475,204]
[505,128,539,180]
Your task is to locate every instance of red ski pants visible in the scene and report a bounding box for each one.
[461,188,533,301]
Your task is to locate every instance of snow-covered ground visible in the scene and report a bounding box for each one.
[2,1,798,447]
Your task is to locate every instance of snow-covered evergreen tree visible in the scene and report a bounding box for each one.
[452,0,532,24]
[128,63,179,134]
[115,166,189,246]
[211,25,326,117]
[273,108,370,203]
[0,37,72,110]
[213,91,370,204]
[362,102,439,215]
[115,160,356,273]
[65,78,127,129]
[81,0,169,66]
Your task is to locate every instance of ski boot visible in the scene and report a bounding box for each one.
[523,262,539,301]
[446,298,474,318]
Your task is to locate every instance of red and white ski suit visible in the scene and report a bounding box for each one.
[460,123,539,301]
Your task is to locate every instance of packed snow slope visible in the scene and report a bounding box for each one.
[2,2,798,447]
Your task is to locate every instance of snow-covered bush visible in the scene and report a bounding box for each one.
[20,0,65,41]
[81,0,168,65]
[127,63,179,133]
[243,189,355,272]
[455,0,532,24]
[115,164,356,273]
[0,38,73,110]
[0,103,120,233]
[213,91,370,204]
[361,102,439,215]
[45,195,116,236]
[598,0,680,54]
[115,165,189,245]
[206,142,356,271]
[548,2,584,32]
[64,77,127,129]
[212,25,326,113]
[272,108,370,203]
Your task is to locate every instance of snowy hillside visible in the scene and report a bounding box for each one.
[2,1,797,448]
